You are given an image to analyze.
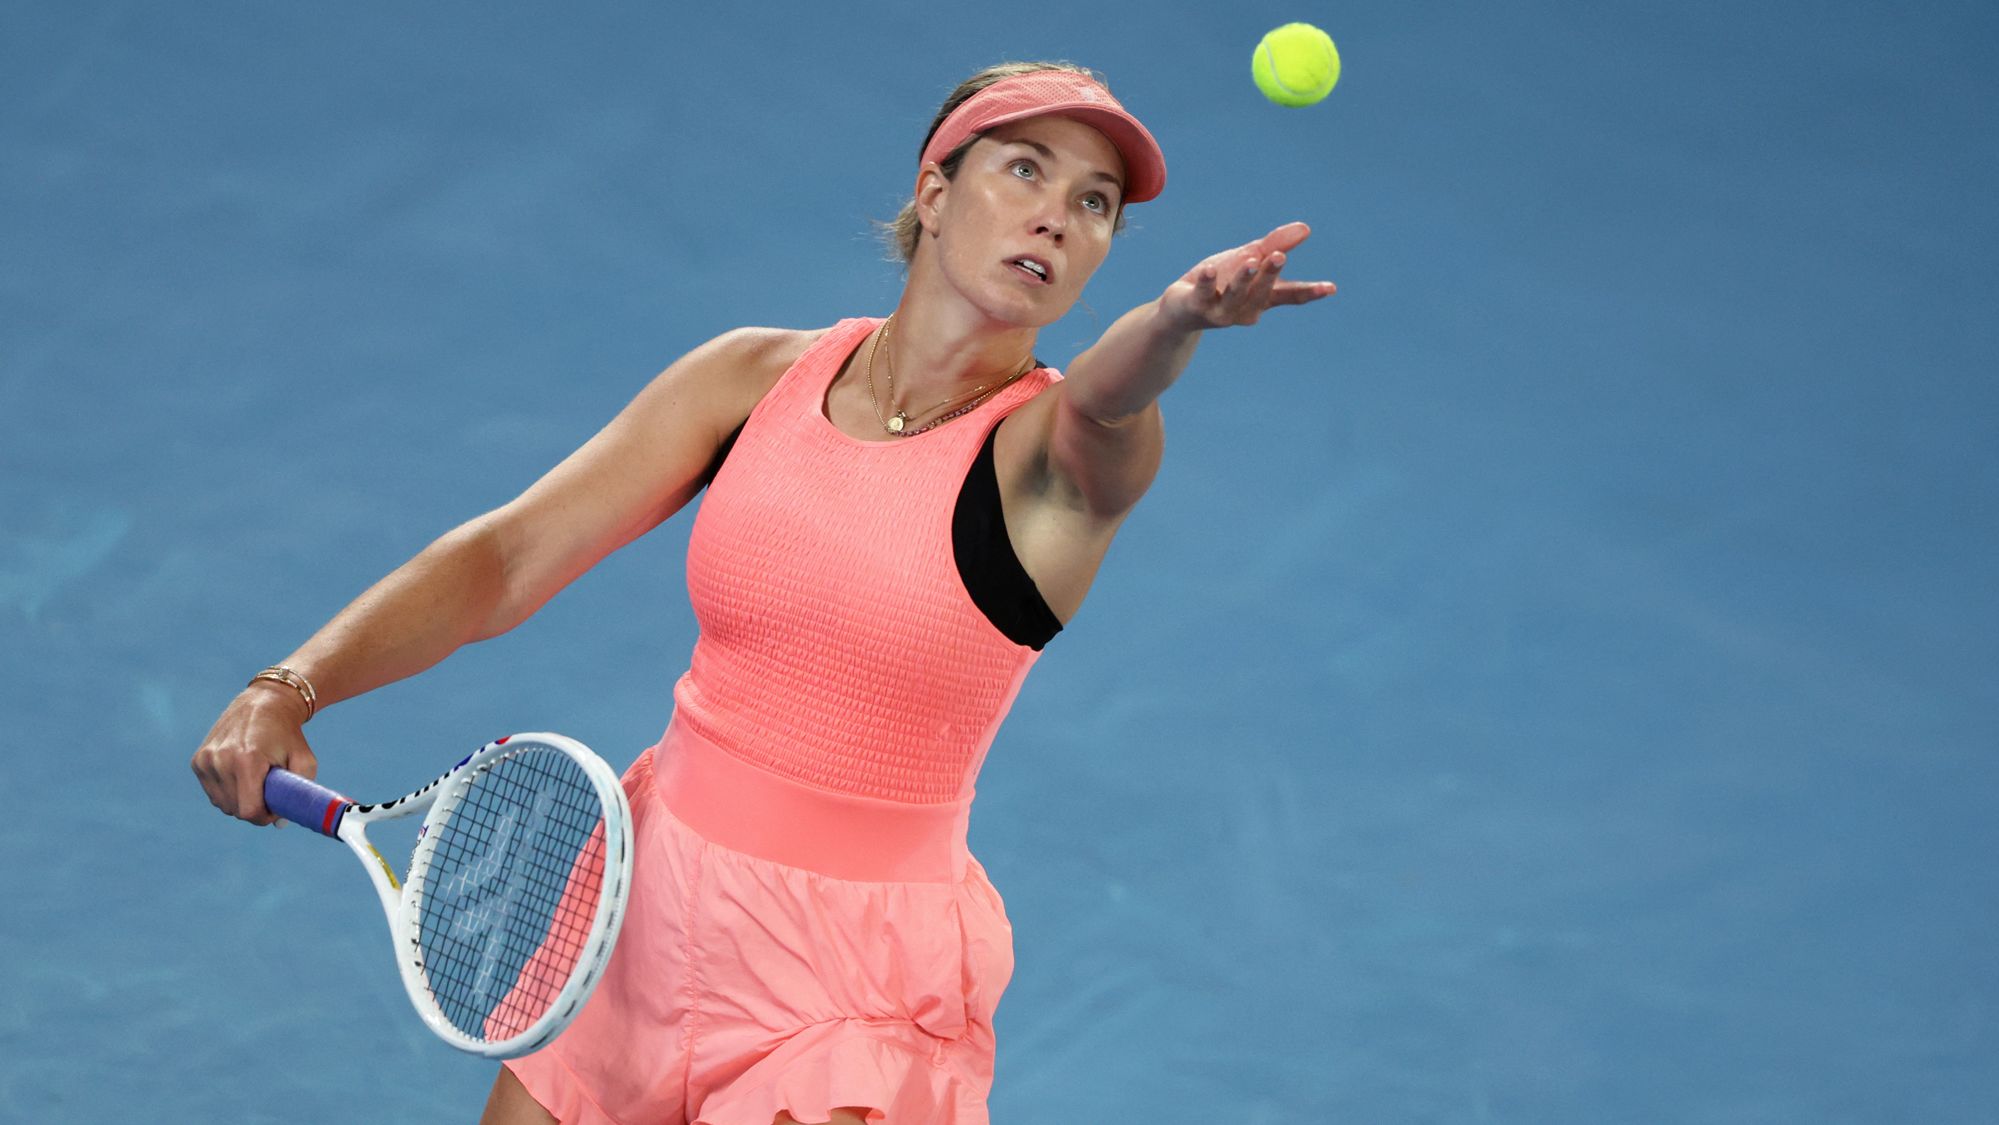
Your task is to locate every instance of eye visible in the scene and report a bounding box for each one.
[1009,159,1037,180]
[1082,192,1109,214]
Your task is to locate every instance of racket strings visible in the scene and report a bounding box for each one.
[414,747,610,1041]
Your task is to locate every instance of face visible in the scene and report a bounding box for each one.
[915,114,1127,327]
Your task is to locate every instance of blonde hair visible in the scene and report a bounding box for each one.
[876,60,1131,265]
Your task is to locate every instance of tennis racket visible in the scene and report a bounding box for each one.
[263,732,633,1058]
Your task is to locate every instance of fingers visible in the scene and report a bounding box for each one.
[1255,221,1312,256]
[1212,246,1257,294]
[1269,279,1338,305]
[232,761,278,826]
[192,744,274,824]
[1239,251,1286,323]
[1230,225,1316,287]
[192,750,227,814]
[1207,250,1283,323]
[191,690,317,826]
[1167,229,1334,330]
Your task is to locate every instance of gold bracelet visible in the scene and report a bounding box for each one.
[249,665,318,721]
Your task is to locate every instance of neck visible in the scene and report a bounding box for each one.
[884,273,1038,405]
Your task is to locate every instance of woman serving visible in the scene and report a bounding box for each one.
[192,61,1334,1124]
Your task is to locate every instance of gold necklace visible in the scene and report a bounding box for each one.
[865,315,1035,437]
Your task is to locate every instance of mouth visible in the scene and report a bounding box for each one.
[1006,256,1054,286]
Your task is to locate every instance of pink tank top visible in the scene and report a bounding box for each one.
[671,317,1061,805]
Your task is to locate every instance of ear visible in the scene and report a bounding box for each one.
[914,161,950,239]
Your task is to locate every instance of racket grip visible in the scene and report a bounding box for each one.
[264,769,352,837]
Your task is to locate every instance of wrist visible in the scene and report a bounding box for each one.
[246,665,318,722]
[1153,289,1210,338]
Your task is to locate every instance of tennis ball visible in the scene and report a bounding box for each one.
[1253,22,1340,107]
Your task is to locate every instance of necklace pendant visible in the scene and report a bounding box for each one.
[887,412,907,434]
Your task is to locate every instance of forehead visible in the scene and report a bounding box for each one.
[983,117,1126,185]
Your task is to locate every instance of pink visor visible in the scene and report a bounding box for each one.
[920,71,1166,204]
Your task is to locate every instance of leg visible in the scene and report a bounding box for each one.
[773,1110,873,1124]
[480,1066,558,1125]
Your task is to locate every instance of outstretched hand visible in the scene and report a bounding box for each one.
[1159,221,1336,332]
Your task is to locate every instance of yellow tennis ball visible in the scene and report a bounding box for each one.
[1253,22,1341,107]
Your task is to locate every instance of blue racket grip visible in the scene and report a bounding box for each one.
[264,769,352,837]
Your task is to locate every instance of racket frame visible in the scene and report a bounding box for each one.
[268,732,633,1058]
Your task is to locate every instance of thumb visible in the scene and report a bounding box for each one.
[283,740,321,783]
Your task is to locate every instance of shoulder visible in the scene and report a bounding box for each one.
[649,325,833,432]
[684,325,828,394]
[706,325,829,368]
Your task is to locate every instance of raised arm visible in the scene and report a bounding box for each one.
[1039,221,1336,517]
[192,327,800,824]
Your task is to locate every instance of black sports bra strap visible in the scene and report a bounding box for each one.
[952,421,1063,650]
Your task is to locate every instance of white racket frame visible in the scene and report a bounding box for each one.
[328,732,633,1058]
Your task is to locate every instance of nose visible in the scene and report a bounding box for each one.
[1032,205,1066,245]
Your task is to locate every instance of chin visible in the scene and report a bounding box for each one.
[981,286,1078,330]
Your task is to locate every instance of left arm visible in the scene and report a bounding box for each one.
[1041,221,1338,516]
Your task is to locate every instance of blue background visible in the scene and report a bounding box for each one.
[4,1,1995,1120]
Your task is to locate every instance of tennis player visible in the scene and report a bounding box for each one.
[192,61,1334,1124]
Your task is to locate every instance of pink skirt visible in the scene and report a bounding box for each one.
[503,717,1016,1124]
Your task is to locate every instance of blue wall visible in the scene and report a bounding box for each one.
[4,1,1994,1119]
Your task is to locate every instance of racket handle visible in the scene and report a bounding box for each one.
[264,768,352,837]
